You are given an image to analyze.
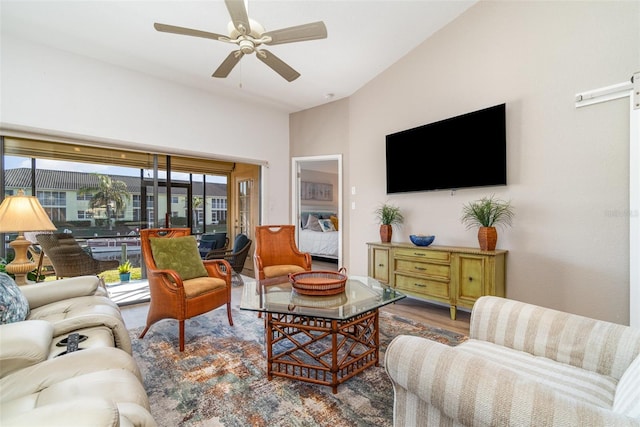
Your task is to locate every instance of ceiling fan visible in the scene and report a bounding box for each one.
[154,0,327,82]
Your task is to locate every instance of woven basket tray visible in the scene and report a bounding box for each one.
[290,291,348,309]
[288,268,347,296]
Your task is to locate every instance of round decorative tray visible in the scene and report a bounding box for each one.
[290,291,348,309]
[288,268,347,296]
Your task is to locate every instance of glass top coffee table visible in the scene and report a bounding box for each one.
[240,275,405,393]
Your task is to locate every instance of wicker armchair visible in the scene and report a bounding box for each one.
[253,225,312,280]
[139,228,233,351]
[36,233,119,279]
[27,244,56,282]
[198,232,229,259]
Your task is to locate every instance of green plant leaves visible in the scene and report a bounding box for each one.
[461,195,514,229]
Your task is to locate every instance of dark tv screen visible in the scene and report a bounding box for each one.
[385,103,507,194]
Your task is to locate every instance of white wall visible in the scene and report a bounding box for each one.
[292,1,639,324]
[0,36,292,224]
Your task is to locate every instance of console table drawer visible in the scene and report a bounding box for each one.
[395,274,450,299]
[394,259,450,280]
[394,248,450,262]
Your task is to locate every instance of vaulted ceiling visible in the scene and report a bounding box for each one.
[1,1,476,113]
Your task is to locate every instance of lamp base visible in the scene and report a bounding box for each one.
[6,236,36,286]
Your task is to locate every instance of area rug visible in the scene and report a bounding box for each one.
[129,303,467,427]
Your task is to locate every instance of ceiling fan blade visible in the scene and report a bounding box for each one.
[154,23,227,41]
[213,50,244,78]
[263,21,327,46]
[225,0,251,35]
[256,49,300,82]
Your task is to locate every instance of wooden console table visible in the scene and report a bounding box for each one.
[367,242,506,320]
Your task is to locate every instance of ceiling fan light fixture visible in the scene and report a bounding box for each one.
[155,0,327,82]
[239,39,255,54]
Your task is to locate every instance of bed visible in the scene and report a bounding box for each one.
[298,211,339,260]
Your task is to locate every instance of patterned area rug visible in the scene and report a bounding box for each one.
[129,303,467,427]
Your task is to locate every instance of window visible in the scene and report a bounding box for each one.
[37,191,66,222]
[2,136,234,258]
[77,210,94,219]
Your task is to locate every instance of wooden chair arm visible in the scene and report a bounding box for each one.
[147,269,184,289]
[203,259,233,282]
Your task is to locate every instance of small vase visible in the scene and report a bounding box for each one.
[477,227,497,251]
[380,224,392,243]
[119,272,131,282]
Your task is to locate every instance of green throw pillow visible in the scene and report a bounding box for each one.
[149,236,208,281]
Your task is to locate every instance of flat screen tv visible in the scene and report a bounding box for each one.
[385,103,507,194]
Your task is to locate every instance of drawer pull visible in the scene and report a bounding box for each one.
[468,277,474,281]
[413,252,426,257]
[378,264,385,267]
[414,266,427,271]
[414,283,426,288]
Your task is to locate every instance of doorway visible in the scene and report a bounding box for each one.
[230,163,261,278]
[291,155,343,267]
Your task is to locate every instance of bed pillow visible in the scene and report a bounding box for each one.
[0,273,30,324]
[305,214,323,232]
[318,218,336,232]
[301,212,310,229]
[330,215,339,231]
[149,236,208,280]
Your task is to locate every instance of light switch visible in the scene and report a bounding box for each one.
[351,186,356,195]
[351,201,356,210]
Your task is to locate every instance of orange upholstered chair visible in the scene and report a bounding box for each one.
[139,228,233,351]
[253,225,312,280]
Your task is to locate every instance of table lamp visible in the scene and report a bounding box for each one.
[0,189,57,285]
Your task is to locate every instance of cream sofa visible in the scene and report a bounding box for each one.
[13,275,132,353]
[0,273,156,426]
[385,296,640,426]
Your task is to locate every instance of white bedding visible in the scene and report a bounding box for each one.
[298,229,338,259]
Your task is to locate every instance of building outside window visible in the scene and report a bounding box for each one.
[2,140,232,275]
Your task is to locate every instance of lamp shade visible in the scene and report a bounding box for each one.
[0,190,57,233]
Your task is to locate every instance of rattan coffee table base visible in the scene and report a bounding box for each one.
[265,309,379,393]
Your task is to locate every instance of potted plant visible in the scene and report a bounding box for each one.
[118,260,132,282]
[375,203,404,243]
[461,195,514,251]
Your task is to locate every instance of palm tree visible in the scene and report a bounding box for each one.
[192,196,203,231]
[79,174,130,230]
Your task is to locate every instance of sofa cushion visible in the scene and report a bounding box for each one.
[0,273,30,324]
[457,339,618,409]
[263,264,307,278]
[0,320,52,377]
[613,354,640,417]
[149,236,208,280]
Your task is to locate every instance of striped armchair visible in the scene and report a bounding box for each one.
[385,296,640,426]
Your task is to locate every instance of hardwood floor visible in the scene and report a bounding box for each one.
[380,297,470,335]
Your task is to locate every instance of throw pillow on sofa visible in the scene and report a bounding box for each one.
[0,272,30,324]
